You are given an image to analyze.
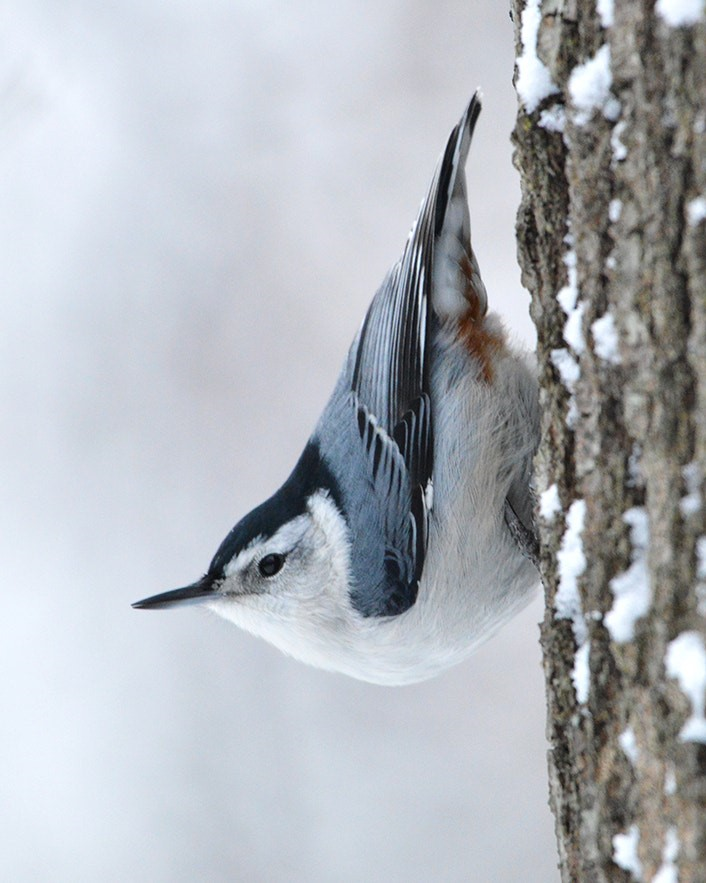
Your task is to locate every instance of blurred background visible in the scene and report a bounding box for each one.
[2,2,558,881]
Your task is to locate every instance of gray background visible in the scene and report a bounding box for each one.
[2,2,559,880]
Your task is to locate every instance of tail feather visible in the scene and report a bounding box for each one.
[431,90,488,323]
[434,91,482,236]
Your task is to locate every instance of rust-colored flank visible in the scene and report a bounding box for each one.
[456,253,504,382]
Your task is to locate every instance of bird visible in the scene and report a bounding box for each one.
[133,92,540,686]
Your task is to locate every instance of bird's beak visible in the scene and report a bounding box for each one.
[132,575,216,610]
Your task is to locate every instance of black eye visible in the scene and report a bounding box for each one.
[258,553,285,578]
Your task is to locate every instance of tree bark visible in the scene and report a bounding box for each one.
[510,0,706,880]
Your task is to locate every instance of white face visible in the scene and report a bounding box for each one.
[206,492,357,669]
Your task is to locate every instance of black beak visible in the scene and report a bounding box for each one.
[132,575,216,610]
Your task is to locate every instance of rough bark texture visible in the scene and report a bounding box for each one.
[511,0,706,880]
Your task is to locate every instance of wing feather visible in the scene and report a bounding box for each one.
[346,92,482,617]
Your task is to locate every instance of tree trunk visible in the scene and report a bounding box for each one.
[510,0,706,879]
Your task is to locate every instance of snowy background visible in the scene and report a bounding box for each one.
[2,2,558,881]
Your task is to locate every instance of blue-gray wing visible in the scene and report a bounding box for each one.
[346,93,482,617]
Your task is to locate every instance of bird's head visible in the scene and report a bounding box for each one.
[133,444,363,672]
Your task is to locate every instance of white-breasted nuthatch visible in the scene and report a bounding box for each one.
[133,92,540,685]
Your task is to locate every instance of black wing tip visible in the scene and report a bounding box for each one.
[452,89,483,160]
[467,88,483,128]
[433,90,483,236]
[465,91,483,150]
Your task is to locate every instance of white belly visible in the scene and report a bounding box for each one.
[322,332,540,685]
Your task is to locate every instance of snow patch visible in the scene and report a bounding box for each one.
[687,195,706,226]
[551,347,580,391]
[627,443,643,488]
[557,249,578,313]
[573,640,590,704]
[680,495,701,518]
[697,535,706,579]
[592,312,621,365]
[516,0,560,113]
[540,484,561,522]
[653,827,679,883]
[563,301,586,353]
[609,198,623,222]
[613,825,643,880]
[666,630,706,744]
[550,347,580,427]
[605,507,651,643]
[611,120,628,162]
[597,0,615,26]
[557,248,586,354]
[555,500,588,642]
[569,45,620,126]
[556,500,591,703]
[680,461,702,517]
[566,398,579,428]
[656,0,704,27]
[539,103,566,133]
[619,726,639,765]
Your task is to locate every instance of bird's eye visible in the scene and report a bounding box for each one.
[258,553,286,578]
